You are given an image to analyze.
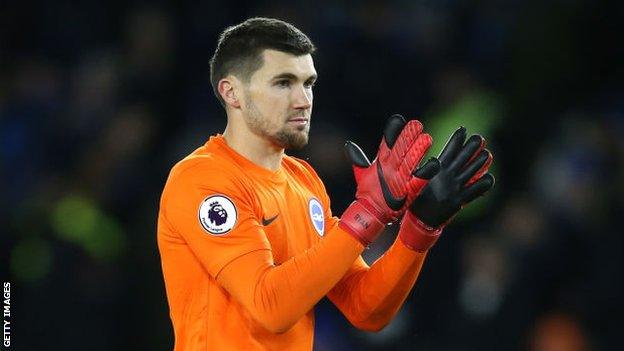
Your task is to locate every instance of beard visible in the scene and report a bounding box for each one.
[244,96,310,150]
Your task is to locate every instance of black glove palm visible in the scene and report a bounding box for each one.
[410,127,495,228]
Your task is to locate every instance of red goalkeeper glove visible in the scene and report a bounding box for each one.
[399,126,495,252]
[339,115,439,246]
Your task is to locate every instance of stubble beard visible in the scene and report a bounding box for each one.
[244,97,310,150]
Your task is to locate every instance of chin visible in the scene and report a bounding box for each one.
[275,130,309,150]
[286,136,309,150]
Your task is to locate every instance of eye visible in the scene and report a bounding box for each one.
[276,79,291,88]
[304,81,315,89]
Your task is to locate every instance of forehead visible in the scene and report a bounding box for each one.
[254,49,316,79]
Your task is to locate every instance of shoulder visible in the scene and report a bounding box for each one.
[162,146,253,203]
[170,151,238,183]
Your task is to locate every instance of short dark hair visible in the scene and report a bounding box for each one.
[209,17,316,107]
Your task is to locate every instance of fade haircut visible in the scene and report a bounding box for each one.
[209,17,316,107]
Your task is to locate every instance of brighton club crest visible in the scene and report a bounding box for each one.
[198,195,237,235]
[308,198,325,236]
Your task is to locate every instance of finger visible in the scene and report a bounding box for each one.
[387,118,424,161]
[344,141,371,167]
[467,149,493,185]
[398,132,431,177]
[456,150,489,185]
[438,126,466,167]
[464,136,486,166]
[383,114,407,148]
[393,118,424,148]
[413,157,440,180]
[459,173,495,204]
[448,134,484,172]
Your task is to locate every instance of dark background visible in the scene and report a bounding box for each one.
[1,0,623,350]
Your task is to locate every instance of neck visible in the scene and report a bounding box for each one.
[222,121,284,172]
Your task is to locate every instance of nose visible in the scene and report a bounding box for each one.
[292,84,312,110]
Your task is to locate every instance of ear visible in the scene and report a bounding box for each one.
[218,77,241,109]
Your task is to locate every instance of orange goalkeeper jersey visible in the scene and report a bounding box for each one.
[158,134,428,351]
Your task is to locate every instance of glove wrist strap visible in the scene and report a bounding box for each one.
[339,200,386,246]
[399,212,443,252]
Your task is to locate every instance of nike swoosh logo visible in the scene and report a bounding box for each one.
[262,214,279,226]
[377,162,406,211]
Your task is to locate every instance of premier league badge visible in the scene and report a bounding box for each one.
[198,195,237,235]
[308,198,325,236]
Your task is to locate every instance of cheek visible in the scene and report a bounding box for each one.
[252,89,287,112]
[265,92,294,120]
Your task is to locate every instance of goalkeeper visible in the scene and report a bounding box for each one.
[157,17,494,350]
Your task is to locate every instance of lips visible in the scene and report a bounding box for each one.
[287,116,309,127]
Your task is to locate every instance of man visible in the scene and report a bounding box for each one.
[157,17,494,350]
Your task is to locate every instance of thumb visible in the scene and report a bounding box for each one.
[344,141,371,168]
[413,157,440,180]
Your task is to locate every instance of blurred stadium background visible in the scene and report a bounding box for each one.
[1,1,623,350]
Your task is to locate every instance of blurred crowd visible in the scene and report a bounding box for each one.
[1,1,622,350]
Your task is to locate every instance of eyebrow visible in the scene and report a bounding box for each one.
[271,72,317,82]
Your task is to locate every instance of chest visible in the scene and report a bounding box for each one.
[252,180,326,263]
